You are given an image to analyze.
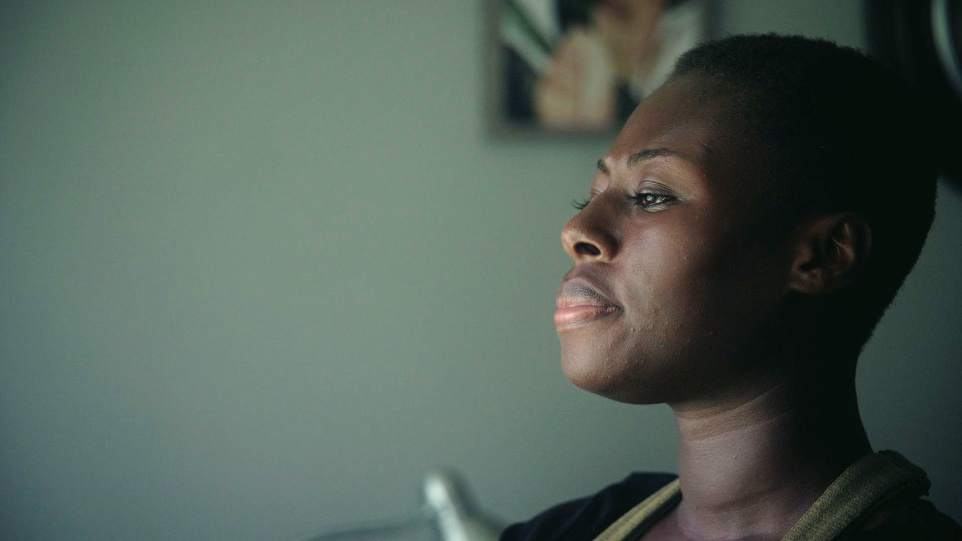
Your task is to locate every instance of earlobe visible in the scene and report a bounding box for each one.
[788,213,872,295]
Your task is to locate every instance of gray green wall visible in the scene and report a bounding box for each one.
[1,2,958,539]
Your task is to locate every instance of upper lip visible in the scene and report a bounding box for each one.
[556,276,621,309]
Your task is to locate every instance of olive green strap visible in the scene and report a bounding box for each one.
[592,451,929,541]
[782,450,931,541]
[593,479,681,541]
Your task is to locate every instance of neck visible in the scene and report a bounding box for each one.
[668,374,872,540]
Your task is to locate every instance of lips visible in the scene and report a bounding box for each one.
[555,277,621,329]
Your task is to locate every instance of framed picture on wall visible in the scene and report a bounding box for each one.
[485,0,712,135]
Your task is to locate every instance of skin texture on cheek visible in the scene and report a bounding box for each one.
[563,201,788,405]
[562,225,711,403]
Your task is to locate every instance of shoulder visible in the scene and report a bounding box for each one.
[499,472,678,541]
[850,499,962,541]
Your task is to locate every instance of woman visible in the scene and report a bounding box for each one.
[502,34,961,540]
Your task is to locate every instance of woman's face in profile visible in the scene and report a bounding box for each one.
[556,74,795,406]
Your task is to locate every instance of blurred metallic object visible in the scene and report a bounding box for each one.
[867,0,962,185]
[423,469,504,541]
[287,469,504,541]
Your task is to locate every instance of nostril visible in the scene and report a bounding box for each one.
[574,242,601,257]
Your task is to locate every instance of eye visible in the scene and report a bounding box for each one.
[571,198,591,210]
[626,191,675,209]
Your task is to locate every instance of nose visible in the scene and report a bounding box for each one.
[561,200,619,262]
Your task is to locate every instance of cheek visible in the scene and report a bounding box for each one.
[560,227,718,402]
[559,212,786,404]
[602,222,749,401]
[621,221,722,330]
[629,223,788,393]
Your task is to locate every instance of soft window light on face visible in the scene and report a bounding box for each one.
[558,73,795,406]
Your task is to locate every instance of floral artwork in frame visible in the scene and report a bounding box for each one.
[487,0,712,135]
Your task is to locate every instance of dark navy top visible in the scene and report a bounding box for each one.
[500,472,962,540]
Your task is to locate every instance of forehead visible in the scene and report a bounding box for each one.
[608,74,725,166]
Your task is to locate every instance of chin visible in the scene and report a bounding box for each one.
[560,346,665,405]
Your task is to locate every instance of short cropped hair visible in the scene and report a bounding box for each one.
[669,34,939,354]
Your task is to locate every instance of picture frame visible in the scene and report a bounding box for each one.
[485,0,713,136]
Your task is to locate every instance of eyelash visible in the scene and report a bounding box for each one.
[626,191,674,208]
[571,198,590,210]
[571,192,675,210]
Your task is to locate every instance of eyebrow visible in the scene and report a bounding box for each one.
[596,148,682,174]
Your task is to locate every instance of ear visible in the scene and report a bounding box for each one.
[788,212,873,295]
